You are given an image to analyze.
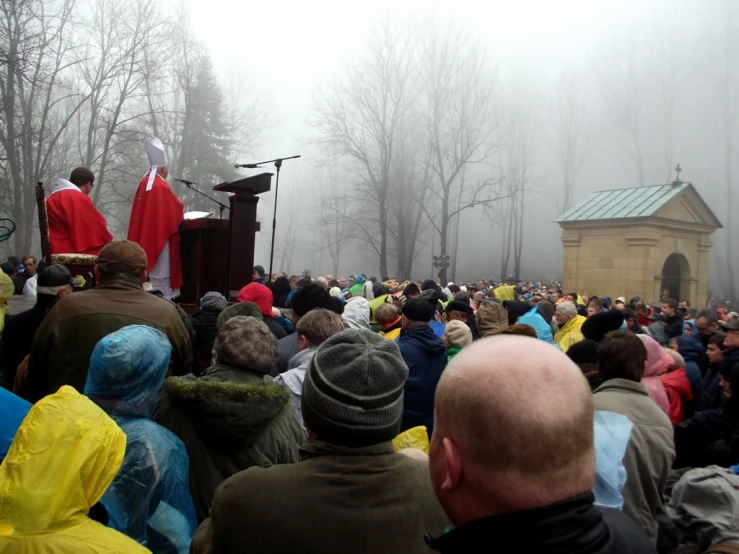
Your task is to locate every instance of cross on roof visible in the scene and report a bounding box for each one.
[674,164,682,184]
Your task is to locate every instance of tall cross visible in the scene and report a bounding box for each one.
[674,164,682,182]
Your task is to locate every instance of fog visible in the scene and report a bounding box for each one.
[1,0,737,297]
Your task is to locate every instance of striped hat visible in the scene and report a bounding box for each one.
[302,329,409,446]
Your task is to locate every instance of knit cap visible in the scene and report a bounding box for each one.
[444,320,472,349]
[216,316,278,373]
[302,329,409,446]
[200,291,228,313]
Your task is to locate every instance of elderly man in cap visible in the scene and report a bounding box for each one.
[445,299,479,340]
[2,264,79,390]
[191,329,448,554]
[23,240,192,402]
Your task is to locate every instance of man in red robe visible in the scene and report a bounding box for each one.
[127,138,184,300]
[46,167,112,255]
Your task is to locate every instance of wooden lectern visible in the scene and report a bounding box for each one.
[179,218,230,305]
[214,173,272,299]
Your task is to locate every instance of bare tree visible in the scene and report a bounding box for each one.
[315,166,355,277]
[499,75,536,280]
[549,68,589,213]
[0,0,89,254]
[707,0,739,301]
[598,32,650,186]
[310,13,416,278]
[416,21,503,284]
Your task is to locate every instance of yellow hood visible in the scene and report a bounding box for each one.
[493,285,515,302]
[0,386,126,537]
[0,272,13,334]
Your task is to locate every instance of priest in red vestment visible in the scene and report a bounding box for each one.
[127,138,184,300]
[46,167,113,255]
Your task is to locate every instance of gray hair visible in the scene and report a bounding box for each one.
[556,302,578,318]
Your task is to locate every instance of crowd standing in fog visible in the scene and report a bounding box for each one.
[2,258,739,553]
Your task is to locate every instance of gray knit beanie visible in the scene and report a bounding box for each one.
[302,328,409,446]
[201,291,228,313]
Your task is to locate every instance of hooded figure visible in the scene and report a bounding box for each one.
[191,291,228,371]
[0,386,149,553]
[342,297,371,330]
[271,276,292,308]
[476,301,509,337]
[516,304,554,344]
[503,300,528,326]
[0,272,14,334]
[676,335,707,394]
[85,325,197,553]
[637,335,671,415]
[153,316,304,521]
[236,282,287,340]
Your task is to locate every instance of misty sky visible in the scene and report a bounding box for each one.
[190,0,652,163]
[173,0,730,284]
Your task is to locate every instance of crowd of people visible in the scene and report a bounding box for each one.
[1,247,739,553]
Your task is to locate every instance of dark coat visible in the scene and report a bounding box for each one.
[426,492,655,554]
[397,325,447,436]
[24,274,193,402]
[190,310,219,370]
[11,271,34,295]
[152,365,304,522]
[1,295,55,390]
[191,440,449,554]
[676,336,705,400]
[665,314,683,339]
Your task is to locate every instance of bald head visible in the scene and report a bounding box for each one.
[430,336,595,525]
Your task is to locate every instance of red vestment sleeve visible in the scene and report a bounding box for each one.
[47,191,113,255]
[127,173,184,290]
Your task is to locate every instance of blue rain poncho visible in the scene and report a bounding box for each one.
[517,305,555,344]
[0,387,31,462]
[84,325,197,554]
[593,410,633,510]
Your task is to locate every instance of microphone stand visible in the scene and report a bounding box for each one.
[235,155,300,280]
[179,180,230,219]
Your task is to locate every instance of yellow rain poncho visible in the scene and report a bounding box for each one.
[0,272,14,335]
[493,285,515,302]
[0,386,150,554]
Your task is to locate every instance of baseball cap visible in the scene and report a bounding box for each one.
[37,264,82,287]
[445,300,471,315]
[96,240,147,273]
[720,319,739,331]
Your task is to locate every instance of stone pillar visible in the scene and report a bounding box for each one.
[624,231,660,303]
[697,236,712,307]
[561,230,580,294]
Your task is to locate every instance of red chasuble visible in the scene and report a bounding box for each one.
[46,186,113,255]
[127,172,184,290]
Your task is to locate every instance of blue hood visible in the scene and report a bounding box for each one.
[677,335,707,391]
[400,325,447,356]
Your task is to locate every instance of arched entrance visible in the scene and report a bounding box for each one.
[660,253,690,301]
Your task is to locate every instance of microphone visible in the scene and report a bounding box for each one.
[174,177,195,186]
[234,163,259,169]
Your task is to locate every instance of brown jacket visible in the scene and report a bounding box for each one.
[24,273,193,402]
[192,440,449,554]
[593,378,675,544]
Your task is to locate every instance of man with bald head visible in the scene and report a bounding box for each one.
[426,336,654,553]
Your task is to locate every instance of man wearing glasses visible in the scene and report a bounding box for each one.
[46,167,112,256]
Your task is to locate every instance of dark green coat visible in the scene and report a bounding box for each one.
[152,364,304,521]
[192,440,449,554]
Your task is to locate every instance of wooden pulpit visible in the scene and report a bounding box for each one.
[214,173,272,299]
[179,218,230,305]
